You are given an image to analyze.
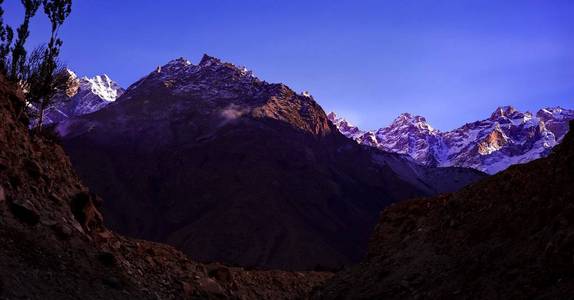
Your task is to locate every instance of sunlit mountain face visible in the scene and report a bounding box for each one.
[329,106,574,174]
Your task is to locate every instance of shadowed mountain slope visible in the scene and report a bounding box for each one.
[0,75,331,300]
[58,55,484,270]
[317,120,574,299]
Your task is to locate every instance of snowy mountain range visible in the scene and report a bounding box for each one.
[40,69,124,124]
[328,106,574,174]
[43,64,572,175]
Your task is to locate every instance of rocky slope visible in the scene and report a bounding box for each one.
[317,120,574,299]
[329,106,574,174]
[35,69,124,125]
[57,54,484,270]
[0,75,332,299]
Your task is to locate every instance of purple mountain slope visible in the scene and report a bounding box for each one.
[56,55,484,270]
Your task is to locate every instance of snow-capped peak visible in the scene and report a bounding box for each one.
[65,68,78,79]
[537,106,572,121]
[390,113,436,133]
[327,112,365,139]
[79,74,123,102]
[330,106,574,174]
[36,70,125,125]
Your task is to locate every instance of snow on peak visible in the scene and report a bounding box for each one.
[133,54,264,101]
[331,106,574,174]
[166,57,192,66]
[80,74,124,102]
[65,68,78,79]
[391,113,436,133]
[152,54,257,83]
[327,112,365,139]
[537,106,572,120]
[156,57,195,76]
[394,112,426,123]
[36,70,125,125]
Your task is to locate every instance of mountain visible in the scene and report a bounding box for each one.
[57,54,484,270]
[328,106,574,174]
[317,120,574,299]
[39,69,124,124]
[0,75,331,299]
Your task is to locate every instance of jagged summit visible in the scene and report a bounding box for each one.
[490,105,518,119]
[199,53,222,66]
[537,106,572,119]
[80,74,123,102]
[535,106,574,142]
[327,112,364,139]
[154,54,253,78]
[331,106,574,173]
[390,113,436,132]
[396,112,415,119]
[138,54,260,94]
[160,57,191,69]
[33,69,124,125]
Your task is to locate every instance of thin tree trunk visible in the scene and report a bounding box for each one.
[36,99,45,131]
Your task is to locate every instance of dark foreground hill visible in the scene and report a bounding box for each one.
[317,120,574,299]
[0,76,331,299]
[57,55,484,270]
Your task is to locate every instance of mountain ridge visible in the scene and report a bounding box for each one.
[57,54,484,270]
[329,106,574,173]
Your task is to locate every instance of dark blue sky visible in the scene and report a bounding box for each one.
[5,0,574,130]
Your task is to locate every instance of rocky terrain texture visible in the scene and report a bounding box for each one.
[317,120,574,299]
[57,54,484,270]
[329,105,574,174]
[0,75,331,299]
[33,69,124,125]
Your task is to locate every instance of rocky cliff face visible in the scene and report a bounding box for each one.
[0,75,332,299]
[57,54,484,270]
[318,120,574,299]
[329,106,574,174]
